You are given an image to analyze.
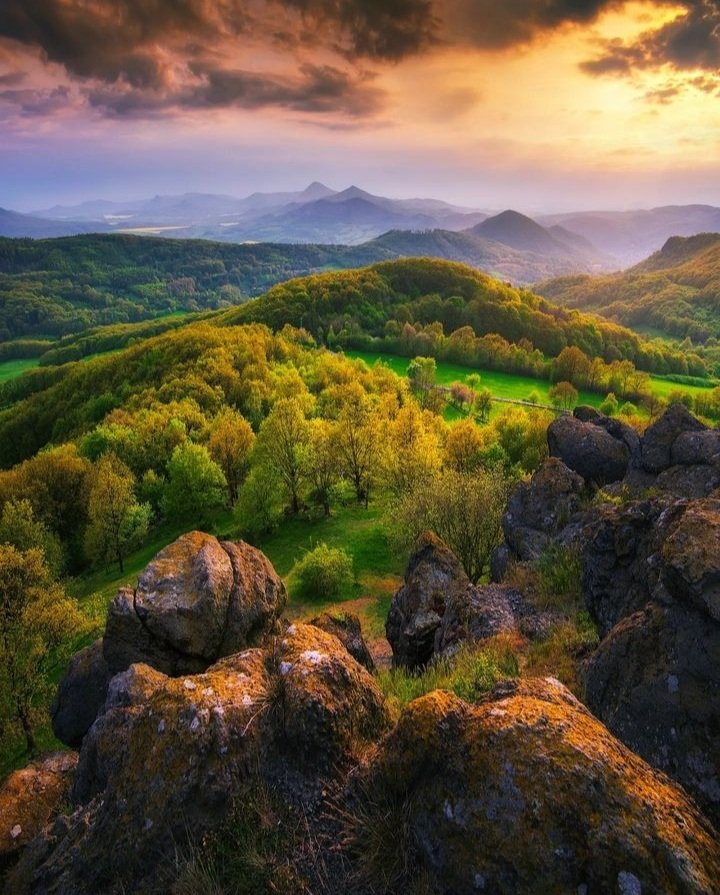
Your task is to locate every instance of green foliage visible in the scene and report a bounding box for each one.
[533,545,583,611]
[599,392,619,416]
[0,498,64,577]
[293,542,354,600]
[236,465,285,539]
[164,443,227,522]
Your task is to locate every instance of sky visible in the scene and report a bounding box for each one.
[1,0,719,212]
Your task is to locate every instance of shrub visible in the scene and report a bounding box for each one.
[293,543,353,599]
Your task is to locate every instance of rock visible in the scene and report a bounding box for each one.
[502,458,586,563]
[348,680,720,894]
[655,462,720,498]
[10,624,388,895]
[0,753,77,874]
[583,603,720,828]
[309,612,375,671]
[386,532,471,669]
[51,640,111,748]
[103,531,286,677]
[573,405,603,423]
[640,403,706,474]
[671,429,720,467]
[548,414,630,485]
[660,499,720,622]
[438,583,543,650]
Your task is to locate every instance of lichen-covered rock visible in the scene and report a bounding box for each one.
[309,612,375,671]
[348,680,720,894]
[548,414,631,485]
[660,499,720,622]
[0,753,77,874]
[103,531,286,677]
[640,402,706,474]
[10,625,388,895]
[51,640,111,748]
[584,602,720,828]
[502,458,586,563]
[386,533,540,669]
[386,532,471,669]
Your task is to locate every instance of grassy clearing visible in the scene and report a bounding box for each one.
[0,358,40,383]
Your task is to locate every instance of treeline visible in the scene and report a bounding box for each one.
[0,234,393,342]
[225,258,703,377]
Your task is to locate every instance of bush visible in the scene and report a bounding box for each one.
[293,543,353,599]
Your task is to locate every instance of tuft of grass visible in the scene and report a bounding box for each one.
[523,611,599,695]
[508,545,582,613]
[377,636,520,719]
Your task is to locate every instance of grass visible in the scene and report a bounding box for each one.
[0,358,40,383]
[346,348,716,407]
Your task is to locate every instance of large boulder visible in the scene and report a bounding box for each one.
[50,640,111,749]
[0,753,77,875]
[309,612,375,672]
[347,680,720,894]
[640,402,707,474]
[386,533,540,669]
[547,414,631,485]
[102,531,286,677]
[501,458,586,563]
[10,624,388,895]
[584,603,720,829]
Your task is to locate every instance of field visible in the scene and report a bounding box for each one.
[0,358,40,383]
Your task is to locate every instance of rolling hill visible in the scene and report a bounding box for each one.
[535,233,720,343]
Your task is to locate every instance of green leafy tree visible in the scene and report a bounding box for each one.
[85,454,150,573]
[407,357,437,408]
[0,545,87,753]
[474,388,493,422]
[549,381,579,411]
[255,399,310,514]
[302,419,341,517]
[293,543,353,599]
[208,410,255,506]
[335,386,381,506]
[164,443,227,522]
[0,499,64,577]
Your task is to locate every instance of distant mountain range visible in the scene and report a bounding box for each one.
[2,183,720,276]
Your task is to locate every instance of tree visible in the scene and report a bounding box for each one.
[382,404,442,496]
[387,468,512,583]
[599,392,619,416]
[0,546,86,753]
[164,442,227,522]
[407,357,437,408]
[0,499,64,577]
[208,410,255,505]
[445,419,484,473]
[335,386,380,506]
[549,381,579,411]
[255,399,310,514]
[302,419,341,517]
[474,388,493,423]
[552,347,590,387]
[450,381,474,412]
[85,454,150,573]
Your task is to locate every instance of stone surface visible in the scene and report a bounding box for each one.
[0,753,77,874]
[9,624,388,895]
[387,533,541,669]
[103,531,286,677]
[501,458,586,563]
[583,603,720,828]
[548,414,630,485]
[640,402,706,474]
[349,680,720,894]
[309,612,375,671]
[51,640,111,748]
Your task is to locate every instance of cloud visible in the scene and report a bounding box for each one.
[582,1,720,76]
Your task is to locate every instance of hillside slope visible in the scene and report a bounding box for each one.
[536,233,720,342]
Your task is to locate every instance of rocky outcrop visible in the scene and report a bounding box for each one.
[387,532,544,669]
[0,753,77,875]
[309,612,375,672]
[547,413,632,485]
[53,533,287,750]
[104,532,286,677]
[582,495,720,825]
[50,640,111,749]
[9,624,389,895]
[640,402,707,473]
[347,679,720,894]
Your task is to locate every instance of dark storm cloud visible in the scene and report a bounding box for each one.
[87,63,382,117]
[581,1,720,76]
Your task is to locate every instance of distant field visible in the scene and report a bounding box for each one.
[346,350,715,407]
[346,350,604,408]
[0,358,40,383]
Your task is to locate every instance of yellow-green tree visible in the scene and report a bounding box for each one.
[302,419,341,517]
[85,454,150,573]
[255,399,310,514]
[334,385,381,506]
[445,418,484,473]
[0,546,86,753]
[208,410,255,505]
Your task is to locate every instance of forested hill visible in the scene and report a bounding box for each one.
[0,234,394,341]
[535,233,720,343]
[220,257,692,372]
